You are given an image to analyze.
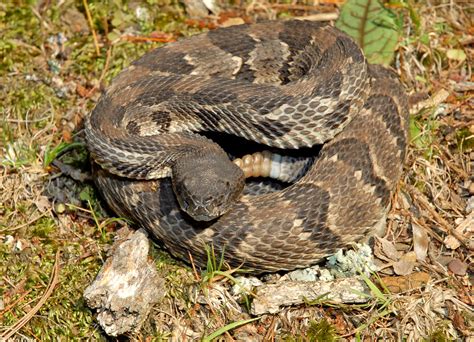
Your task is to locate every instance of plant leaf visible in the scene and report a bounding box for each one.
[336,0,400,65]
[446,49,466,62]
[43,141,84,167]
[202,317,261,341]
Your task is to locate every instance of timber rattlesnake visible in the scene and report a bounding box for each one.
[85,21,409,273]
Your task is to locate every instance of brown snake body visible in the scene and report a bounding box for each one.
[85,21,409,273]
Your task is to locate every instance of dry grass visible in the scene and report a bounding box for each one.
[0,0,472,340]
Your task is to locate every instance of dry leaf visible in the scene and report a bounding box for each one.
[446,49,467,62]
[455,211,474,237]
[182,0,218,18]
[378,237,401,261]
[393,252,417,276]
[381,272,431,293]
[76,84,90,98]
[412,223,429,261]
[35,195,51,213]
[448,259,468,276]
[444,235,461,250]
[62,129,73,143]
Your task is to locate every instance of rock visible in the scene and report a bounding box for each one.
[285,265,321,282]
[84,229,165,336]
[326,244,378,277]
[251,277,370,315]
[231,276,263,296]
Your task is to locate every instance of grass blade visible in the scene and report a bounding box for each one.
[202,317,261,342]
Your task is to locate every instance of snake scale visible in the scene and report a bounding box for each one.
[85,21,409,273]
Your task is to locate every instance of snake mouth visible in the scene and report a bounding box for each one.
[180,201,228,222]
[175,188,239,222]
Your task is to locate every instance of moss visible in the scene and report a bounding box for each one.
[0,0,199,337]
[307,319,338,342]
[0,7,43,71]
[456,127,474,153]
[425,329,450,342]
[1,0,470,340]
[32,217,57,238]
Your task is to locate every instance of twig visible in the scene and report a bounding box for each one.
[99,47,113,83]
[270,3,321,11]
[408,186,471,248]
[0,290,32,319]
[0,250,61,340]
[121,35,176,43]
[188,251,201,281]
[5,116,51,124]
[270,2,341,10]
[82,0,101,57]
[263,316,277,341]
[293,13,339,21]
[85,47,112,98]
[2,213,48,232]
[30,5,50,31]
[460,36,474,46]
[7,39,43,54]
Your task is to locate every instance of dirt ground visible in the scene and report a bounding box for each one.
[0,0,472,340]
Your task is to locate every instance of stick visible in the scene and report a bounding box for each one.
[82,0,101,56]
[1,251,61,340]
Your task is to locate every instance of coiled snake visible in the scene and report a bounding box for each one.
[85,21,409,273]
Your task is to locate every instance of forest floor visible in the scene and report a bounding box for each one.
[0,0,472,340]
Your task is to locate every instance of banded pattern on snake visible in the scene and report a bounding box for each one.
[85,20,409,273]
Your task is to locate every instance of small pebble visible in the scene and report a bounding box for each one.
[135,6,149,21]
[3,235,14,245]
[231,276,263,296]
[448,259,468,276]
[319,269,334,281]
[14,240,23,252]
[25,74,40,82]
[286,266,320,282]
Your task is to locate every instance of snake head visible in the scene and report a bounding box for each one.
[172,152,245,221]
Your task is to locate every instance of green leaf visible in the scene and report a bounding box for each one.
[419,33,430,46]
[107,30,121,43]
[43,141,84,167]
[336,0,401,65]
[202,317,261,341]
[359,273,389,304]
[79,187,93,202]
[446,49,466,62]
